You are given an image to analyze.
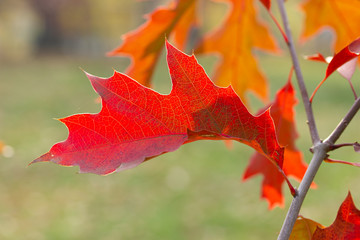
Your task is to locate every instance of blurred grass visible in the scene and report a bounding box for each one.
[1,1,360,239]
[1,49,360,240]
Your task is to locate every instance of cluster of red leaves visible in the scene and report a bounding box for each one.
[34,0,360,231]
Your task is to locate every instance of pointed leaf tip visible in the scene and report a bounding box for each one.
[30,152,53,165]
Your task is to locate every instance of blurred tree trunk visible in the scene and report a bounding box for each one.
[28,0,162,54]
[28,0,67,53]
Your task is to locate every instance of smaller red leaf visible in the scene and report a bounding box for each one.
[312,192,360,239]
[243,70,308,208]
[310,37,360,102]
[306,53,357,82]
[326,38,360,79]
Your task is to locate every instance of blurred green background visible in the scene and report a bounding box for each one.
[1,0,360,239]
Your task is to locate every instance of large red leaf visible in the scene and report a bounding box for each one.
[33,41,285,180]
[195,0,278,103]
[312,192,360,239]
[108,0,196,86]
[243,78,310,208]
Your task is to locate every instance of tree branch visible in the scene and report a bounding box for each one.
[276,0,320,145]
[274,0,360,239]
[278,97,360,239]
[277,144,329,240]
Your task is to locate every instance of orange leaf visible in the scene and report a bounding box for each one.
[301,0,360,52]
[172,0,198,50]
[289,216,324,240]
[243,77,312,208]
[195,0,278,103]
[312,192,360,239]
[108,0,196,86]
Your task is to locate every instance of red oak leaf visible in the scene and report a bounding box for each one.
[312,192,360,239]
[108,0,196,87]
[33,41,286,185]
[195,0,278,103]
[310,37,360,101]
[243,77,311,208]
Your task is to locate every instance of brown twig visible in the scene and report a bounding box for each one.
[275,0,320,145]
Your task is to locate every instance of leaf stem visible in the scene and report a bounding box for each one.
[275,0,320,145]
[348,79,358,100]
[267,10,289,44]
